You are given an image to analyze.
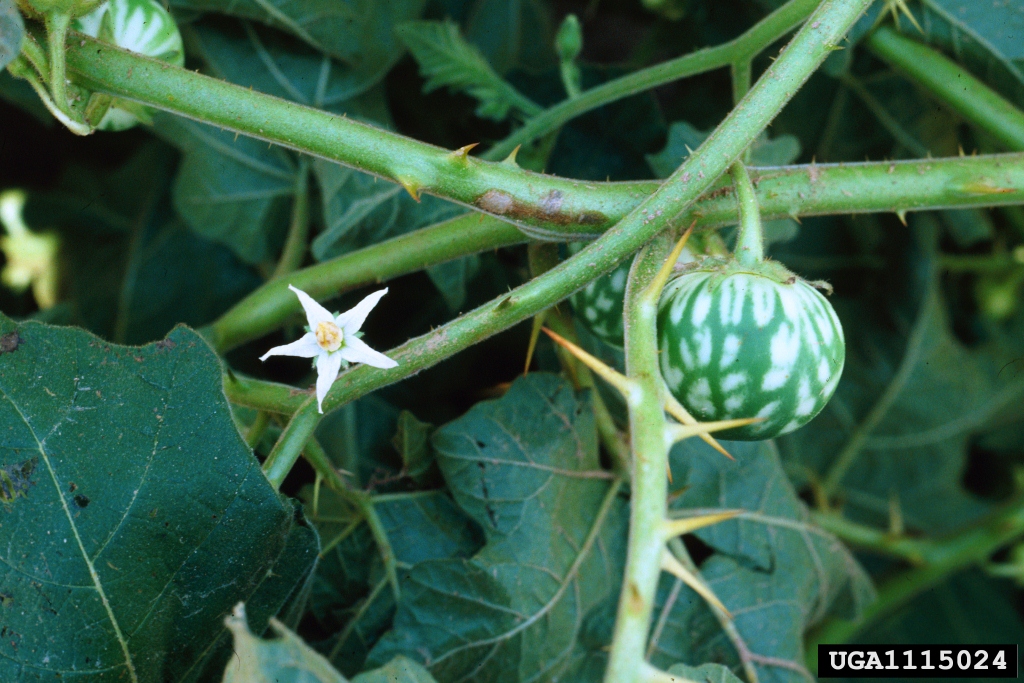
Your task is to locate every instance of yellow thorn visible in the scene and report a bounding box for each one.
[789,213,803,225]
[502,144,522,166]
[895,210,908,226]
[958,144,966,157]
[664,389,734,460]
[398,178,421,202]
[648,222,695,300]
[661,550,732,617]
[665,417,761,444]
[449,143,479,166]
[662,509,742,539]
[542,327,633,397]
[888,490,905,536]
[524,312,546,375]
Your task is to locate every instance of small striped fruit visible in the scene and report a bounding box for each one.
[73,0,184,130]
[570,233,724,347]
[657,259,845,440]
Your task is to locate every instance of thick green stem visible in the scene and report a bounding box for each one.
[865,25,1024,151]
[207,214,523,352]
[223,0,876,424]
[604,234,673,683]
[245,410,271,449]
[273,158,311,278]
[262,396,320,490]
[730,163,764,265]
[483,0,819,161]
[45,12,72,116]
[807,493,1024,671]
[210,152,1024,355]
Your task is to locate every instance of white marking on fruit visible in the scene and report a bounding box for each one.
[751,281,776,327]
[724,394,744,413]
[729,278,745,325]
[817,357,830,384]
[678,338,695,369]
[610,269,626,292]
[692,290,712,327]
[722,372,747,392]
[720,334,741,368]
[663,361,683,392]
[694,328,713,367]
[762,368,789,391]
[796,375,815,416]
[770,322,799,369]
[595,294,614,311]
[686,378,715,414]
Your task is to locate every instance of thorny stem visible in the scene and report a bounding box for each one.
[605,233,673,683]
[482,0,820,161]
[730,163,764,265]
[865,25,1024,151]
[209,151,1024,355]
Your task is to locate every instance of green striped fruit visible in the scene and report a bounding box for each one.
[73,0,183,130]
[570,259,630,347]
[657,261,845,440]
[570,233,725,347]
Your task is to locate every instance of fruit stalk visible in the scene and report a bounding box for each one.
[730,162,764,265]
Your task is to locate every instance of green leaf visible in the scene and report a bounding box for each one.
[647,122,802,179]
[395,20,541,120]
[392,410,435,484]
[224,604,348,683]
[23,144,263,343]
[0,0,24,72]
[464,0,553,74]
[311,160,463,260]
[167,0,428,89]
[649,440,874,683]
[425,255,481,312]
[667,662,745,683]
[368,374,628,682]
[907,1,1024,109]
[352,656,438,683]
[157,113,296,265]
[188,20,393,112]
[0,316,318,682]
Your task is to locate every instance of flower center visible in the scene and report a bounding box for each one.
[315,320,343,352]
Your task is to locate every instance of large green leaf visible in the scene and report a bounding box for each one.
[0,316,318,682]
[649,440,874,683]
[464,0,553,74]
[156,114,296,265]
[367,373,628,682]
[395,20,540,121]
[0,0,24,72]
[166,0,427,89]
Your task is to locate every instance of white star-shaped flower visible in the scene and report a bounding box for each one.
[260,285,398,413]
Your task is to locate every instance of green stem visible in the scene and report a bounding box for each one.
[732,59,753,106]
[301,438,401,600]
[730,163,764,265]
[483,0,819,161]
[865,25,1024,151]
[807,493,1024,671]
[273,157,311,279]
[45,12,72,116]
[245,410,271,449]
[222,0,877,424]
[262,396,320,490]
[210,152,1024,355]
[938,253,1023,273]
[207,214,523,352]
[605,234,674,683]
[810,511,930,564]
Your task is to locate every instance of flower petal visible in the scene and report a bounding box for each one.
[259,333,320,361]
[289,284,335,330]
[336,288,388,335]
[339,335,398,369]
[314,351,344,413]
